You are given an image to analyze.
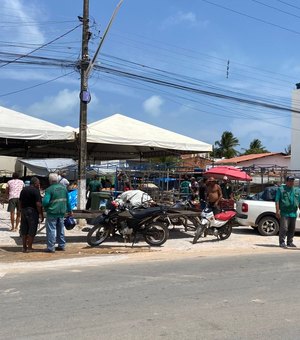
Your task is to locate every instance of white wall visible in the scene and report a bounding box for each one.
[238,155,290,169]
[0,156,24,176]
[291,87,300,170]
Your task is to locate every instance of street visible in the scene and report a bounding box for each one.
[1,252,300,339]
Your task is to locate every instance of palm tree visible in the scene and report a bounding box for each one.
[213,131,240,158]
[243,139,268,155]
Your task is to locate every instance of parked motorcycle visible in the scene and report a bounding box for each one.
[163,199,200,231]
[192,206,237,244]
[87,202,169,247]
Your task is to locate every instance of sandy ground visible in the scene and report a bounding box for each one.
[1,204,298,273]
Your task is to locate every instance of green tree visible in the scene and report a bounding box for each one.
[149,156,180,169]
[243,139,268,155]
[213,131,240,158]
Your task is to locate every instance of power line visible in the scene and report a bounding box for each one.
[95,64,300,114]
[275,0,300,11]
[200,0,300,35]
[0,24,82,69]
[252,0,300,19]
[0,50,298,115]
[0,71,76,97]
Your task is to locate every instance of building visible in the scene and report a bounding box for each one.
[215,152,290,170]
[291,83,300,170]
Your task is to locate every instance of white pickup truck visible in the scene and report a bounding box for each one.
[235,186,300,236]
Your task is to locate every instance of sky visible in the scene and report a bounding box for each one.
[1,0,300,154]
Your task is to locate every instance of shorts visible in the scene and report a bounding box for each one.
[20,207,39,236]
[7,198,20,213]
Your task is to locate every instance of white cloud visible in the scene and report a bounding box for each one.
[2,0,45,51]
[161,11,208,29]
[26,89,99,127]
[143,95,164,117]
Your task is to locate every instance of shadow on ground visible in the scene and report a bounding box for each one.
[255,243,300,250]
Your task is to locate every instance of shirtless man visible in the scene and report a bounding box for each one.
[205,177,222,214]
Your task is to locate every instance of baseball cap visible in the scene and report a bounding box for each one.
[286,176,295,182]
[223,176,228,180]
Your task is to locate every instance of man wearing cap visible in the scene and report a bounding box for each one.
[275,176,300,248]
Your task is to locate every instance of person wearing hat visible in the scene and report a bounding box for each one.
[206,177,222,214]
[220,176,233,200]
[190,177,199,199]
[275,176,300,248]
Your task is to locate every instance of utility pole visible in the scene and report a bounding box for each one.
[77,0,123,211]
[78,0,90,210]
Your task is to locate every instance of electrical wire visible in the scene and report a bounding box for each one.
[200,0,300,35]
[0,24,82,69]
[275,0,300,11]
[252,0,300,19]
[0,71,76,97]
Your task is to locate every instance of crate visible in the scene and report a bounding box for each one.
[220,199,235,211]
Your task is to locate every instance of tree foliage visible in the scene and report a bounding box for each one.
[213,131,240,158]
[243,138,269,155]
[149,156,180,169]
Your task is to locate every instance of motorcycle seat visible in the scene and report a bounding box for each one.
[214,210,236,221]
[129,206,163,219]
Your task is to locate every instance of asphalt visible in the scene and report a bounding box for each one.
[1,204,297,273]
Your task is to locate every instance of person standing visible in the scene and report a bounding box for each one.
[6,172,24,231]
[190,177,199,200]
[19,177,44,253]
[180,175,191,200]
[205,177,222,214]
[220,176,234,199]
[58,171,70,188]
[86,175,102,210]
[42,173,72,253]
[198,177,207,210]
[275,176,300,249]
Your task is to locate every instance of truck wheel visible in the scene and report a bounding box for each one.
[257,216,279,236]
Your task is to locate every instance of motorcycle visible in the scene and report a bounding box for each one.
[192,206,237,244]
[162,199,201,231]
[87,201,169,247]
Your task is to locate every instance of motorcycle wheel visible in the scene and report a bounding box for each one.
[186,216,200,231]
[219,224,232,240]
[87,224,110,247]
[143,222,169,246]
[192,225,204,244]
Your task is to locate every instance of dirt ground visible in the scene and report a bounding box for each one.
[1,204,298,269]
[0,225,293,265]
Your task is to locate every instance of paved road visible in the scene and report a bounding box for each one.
[1,252,300,339]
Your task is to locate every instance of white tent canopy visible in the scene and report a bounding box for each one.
[87,114,212,153]
[0,106,75,158]
[19,158,77,177]
[0,106,75,140]
[0,112,212,160]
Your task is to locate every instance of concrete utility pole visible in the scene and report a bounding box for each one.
[78,0,90,210]
[77,0,123,210]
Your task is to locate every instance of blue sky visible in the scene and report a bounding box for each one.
[1,0,300,153]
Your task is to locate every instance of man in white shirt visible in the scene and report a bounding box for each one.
[58,171,70,188]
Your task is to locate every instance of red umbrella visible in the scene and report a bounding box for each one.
[204,166,252,181]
